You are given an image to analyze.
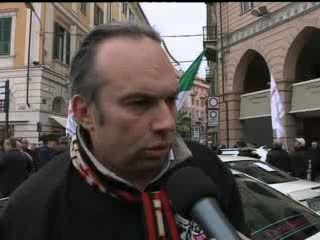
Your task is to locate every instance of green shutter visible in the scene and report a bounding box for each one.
[66,32,70,65]
[53,23,59,59]
[0,17,12,55]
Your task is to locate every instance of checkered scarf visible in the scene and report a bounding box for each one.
[70,134,180,240]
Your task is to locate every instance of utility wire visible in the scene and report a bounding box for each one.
[161,34,203,38]
[42,32,204,38]
[42,32,207,65]
[171,60,207,64]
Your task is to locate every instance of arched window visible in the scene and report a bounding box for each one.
[52,97,67,114]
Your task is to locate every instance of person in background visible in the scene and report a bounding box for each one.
[266,141,291,173]
[19,138,37,175]
[310,141,320,181]
[55,136,69,156]
[21,138,33,156]
[0,137,31,197]
[0,139,4,161]
[34,134,59,169]
[0,22,249,240]
[238,141,260,159]
[289,138,309,179]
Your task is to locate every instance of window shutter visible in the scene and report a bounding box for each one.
[66,32,70,65]
[0,17,12,55]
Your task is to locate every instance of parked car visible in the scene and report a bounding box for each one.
[2,174,320,240]
[233,170,320,240]
[219,154,320,214]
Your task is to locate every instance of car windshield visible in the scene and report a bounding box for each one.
[235,174,320,240]
[227,160,296,184]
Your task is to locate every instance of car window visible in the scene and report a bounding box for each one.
[227,160,296,184]
[235,174,320,240]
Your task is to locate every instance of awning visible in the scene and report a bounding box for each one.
[49,116,67,128]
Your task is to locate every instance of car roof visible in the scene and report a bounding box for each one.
[218,154,259,162]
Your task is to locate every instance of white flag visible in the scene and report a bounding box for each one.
[270,74,285,139]
[66,100,77,137]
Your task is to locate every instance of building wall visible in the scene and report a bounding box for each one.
[0,2,150,142]
[214,2,320,148]
[221,2,290,34]
[181,77,210,143]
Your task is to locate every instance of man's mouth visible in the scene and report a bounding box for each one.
[143,144,171,157]
[146,144,170,151]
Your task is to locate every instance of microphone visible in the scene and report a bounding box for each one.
[166,167,241,240]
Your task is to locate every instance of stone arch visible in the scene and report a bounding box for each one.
[231,39,270,93]
[233,49,270,94]
[52,96,67,114]
[283,26,320,83]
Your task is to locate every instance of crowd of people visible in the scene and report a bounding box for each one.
[209,137,320,182]
[266,138,320,181]
[0,134,69,198]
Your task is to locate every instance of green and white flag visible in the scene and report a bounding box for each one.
[176,51,204,111]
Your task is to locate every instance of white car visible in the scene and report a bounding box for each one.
[219,154,320,214]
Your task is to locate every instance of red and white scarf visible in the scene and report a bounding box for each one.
[70,135,181,240]
[70,131,208,240]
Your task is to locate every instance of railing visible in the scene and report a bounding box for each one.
[206,67,214,83]
[203,25,217,42]
[203,25,218,62]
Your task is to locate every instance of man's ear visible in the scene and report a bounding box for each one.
[71,95,96,131]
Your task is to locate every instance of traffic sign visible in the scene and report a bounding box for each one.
[208,109,219,127]
[208,97,219,109]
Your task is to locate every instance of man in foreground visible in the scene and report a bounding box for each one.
[0,22,249,240]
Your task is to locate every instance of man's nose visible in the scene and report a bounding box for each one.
[152,101,176,133]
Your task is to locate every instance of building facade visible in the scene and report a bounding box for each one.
[205,2,320,149]
[0,2,149,143]
[180,76,210,143]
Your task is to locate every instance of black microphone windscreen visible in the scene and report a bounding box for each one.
[166,167,218,218]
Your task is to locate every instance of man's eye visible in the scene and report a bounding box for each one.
[131,99,149,105]
[130,99,152,107]
[167,96,178,104]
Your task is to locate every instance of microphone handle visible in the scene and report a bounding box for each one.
[191,198,241,240]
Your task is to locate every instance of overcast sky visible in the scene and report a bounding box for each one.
[140,3,207,79]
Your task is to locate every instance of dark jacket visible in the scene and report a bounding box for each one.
[266,147,291,173]
[289,148,309,179]
[309,148,320,181]
[0,149,30,197]
[34,145,56,170]
[0,142,249,240]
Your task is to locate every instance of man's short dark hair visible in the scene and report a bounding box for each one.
[69,22,162,125]
[40,134,59,144]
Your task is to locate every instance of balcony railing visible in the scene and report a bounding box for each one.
[203,25,217,62]
[203,25,217,41]
[205,67,214,83]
